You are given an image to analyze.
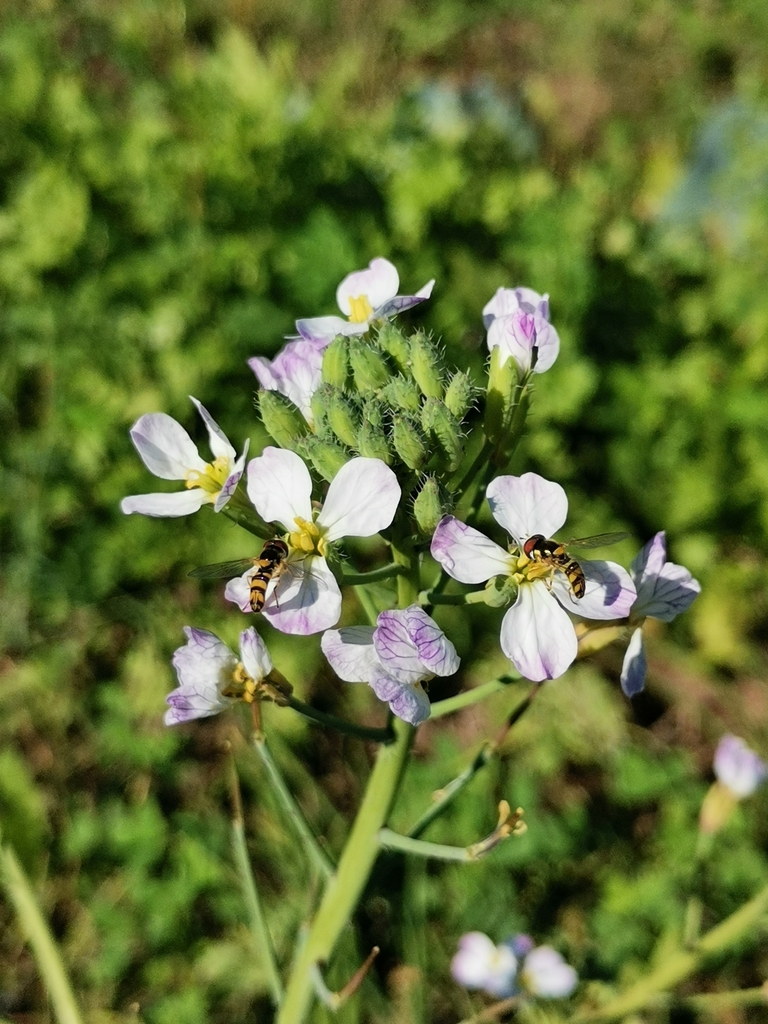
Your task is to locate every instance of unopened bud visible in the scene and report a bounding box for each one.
[444,371,474,419]
[328,391,361,447]
[322,336,349,389]
[377,322,410,373]
[413,475,448,535]
[379,376,421,414]
[348,340,391,394]
[357,420,392,463]
[392,417,426,471]
[300,438,350,482]
[484,346,518,444]
[258,390,308,448]
[361,399,384,429]
[310,385,332,439]
[409,331,444,399]
[421,398,464,472]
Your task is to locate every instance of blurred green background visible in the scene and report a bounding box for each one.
[2,1,768,1022]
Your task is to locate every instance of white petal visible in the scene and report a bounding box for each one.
[382,678,431,726]
[430,516,514,584]
[247,447,313,529]
[553,560,636,620]
[224,571,253,614]
[620,627,646,697]
[321,626,378,682]
[129,413,207,479]
[336,257,399,315]
[262,556,342,635]
[373,607,459,684]
[486,473,568,545]
[166,627,236,724]
[317,458,401,542]
[249,339,324,423]
[239,627,272,681]
[121,489,208,517]
[500,582,578,681]
[523,947,578,998]
[631,530,667,582]
[401,605,460,677]
[376,283,435,318]
[714,735,767,798]
[189,397,235,461]
[531,317,560,374]
[214,439,250,512]
[295,315,350,343]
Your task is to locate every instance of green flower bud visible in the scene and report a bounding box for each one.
[409,330,444,399]
[361,398,385,429]
[392,416,426,471]
[444,371,474,419]
[310,385,333,440]
[376,322,410,374]
[484,346,518,444]
[348,339,391,394]
[379,376,422,414]
[413,475,449,535]
[328,391,361,448]
[421,398,464,472]
[322,336,349,389]
[357,420,392,464]
[258,390,308,448]
[300,437,350,482]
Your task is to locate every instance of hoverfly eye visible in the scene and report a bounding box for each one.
[523,535,541,557]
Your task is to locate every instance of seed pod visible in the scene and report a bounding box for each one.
[377,321,410,374]
[392,416,426,471]
[348,339,391,394]
[379,376,422,414]
[300,437,350,482]
[444,371,474,419]
[409,331,444,400]
[258,390,308,449]
[357,420,392,464]
[328,391,361,448]
[322,336,349,389]
[422,398,464,472]
[413,475,449,535]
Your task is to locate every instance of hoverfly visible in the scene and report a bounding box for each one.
[522,533,629,599]
[189,538,291,612]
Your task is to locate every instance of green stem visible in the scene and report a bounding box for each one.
[377,829,484,862]
[339,564,407,586]
[275,718,414,1024]
[221,497,272,539]
[0,840,84,1024]
[355,584,381,627]
[429,676,519,719]
[252,732,335,881]
[287,695,394,744]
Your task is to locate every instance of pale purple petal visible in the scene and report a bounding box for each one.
[121,488,209,517]
[165,627,236,725]
[374,606,459,682]
[247,447,313,529]
[714,735,767,798]
[401,605,460,677]
[317,458,401,542]
[451,933,517,997]
[239,627,272,681]
[262,555,342,635]
[368,668,431,726]
[620,627,647,697]
[522,947,578,998]
[631,533,701,622]
[295,315,366,343]
[321,626,378,683]
[486,473,568,545]
[224,570,254,614]
[249,339,325,423]
[189,397,235,461]
[530,316,560,374]
[487,311,537,375]
[128,412,207,479]
[482,286,549,328]
[552,560,636,619]
[431,516,513,584]
[631,530,667,581]
[214,439,250,512]
[500,582,578,681]
[337,257,399,315]
[376,279,435,318]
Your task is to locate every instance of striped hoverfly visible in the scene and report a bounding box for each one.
[522,532,629,599]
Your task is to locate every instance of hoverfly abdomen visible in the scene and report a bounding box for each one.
[523,534,586,599]
[249,538,290,613]
[562,559,586,598]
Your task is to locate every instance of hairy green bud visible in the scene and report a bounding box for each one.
[322,336,349,389]
[357,420,392,464]
[379,376,421,414]
[444,371,474,419]
[258,390,308,448]
[300,437,350,482]
[421,398,464,472]
[409,331,444,400]
[485,346,518,444]
[328,391,361,448]
[413,475,448,536]
[361,399,384,429]
[310,385,333,440]
[392,416,426,471]
[348,339,391,394]
[376,322,410,374]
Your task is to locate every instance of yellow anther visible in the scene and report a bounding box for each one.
[288,516,327,557]
[347,294,374,323]
[223,662,255,701]
[185,456,230,496]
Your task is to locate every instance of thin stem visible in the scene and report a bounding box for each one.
[220,499,272,539]
[252,729,335,881]
[355,584,381,627]
[228,759,284,1008]
[339,564,407,586]
[429,676,519,719]
[0,840,84,1024]
[378,829,482,862]
[287,695,395,744]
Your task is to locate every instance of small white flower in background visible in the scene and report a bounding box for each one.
[321,606,459,726]
[249,337,326,425]
[620,531,701,697]
[121,397,249,517]
[165,626,272,725]
[520,945,578,998]
[483,286,560,376]
[295,257,434,344]
[431,473,635,682]
[225,447,401,635]
[450,932,518,998]
[714,735,767,799]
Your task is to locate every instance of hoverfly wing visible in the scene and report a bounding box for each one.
[563,532,630,550]
[188,558,256,579]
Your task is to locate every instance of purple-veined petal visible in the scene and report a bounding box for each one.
[249,339,325,423]
[486,473,568,545]
[321,626,378,683]
[337,257,399,315]
[121,488,209,517]
[189,397,235,462]
[451,933,518,997]
[317,458,401,542]
[247,447,313,529]
[522,947,578,998]
[482,286,549,328]
[401,605,460,676]
[129,412,207,479]
[386,680,432,726]
[632,533,701,621]
[239,627,272,681]
[552,560,636,619]
[224,570,254,614]
[165,627,237,725]
[262,555,341,634]
[374,606,459,682]
[376,279,435,317]
[487,311,537,375]
[431,516,514,584]
[500,581,578,681]
[620,627,647,697]
[714,735,767,798]
[214,439,250,512]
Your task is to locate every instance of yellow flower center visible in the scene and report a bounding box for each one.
[347,294,374,323]
[185,455,231,498]
[287,516,327,558]
[508,549,553,588]
[223,663,258,702]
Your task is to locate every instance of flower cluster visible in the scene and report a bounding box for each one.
[451,931,577,999]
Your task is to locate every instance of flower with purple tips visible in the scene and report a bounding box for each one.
[249,337,326,425]
[714,734,767,799]
[450,932,518,998]
[483,286,559,376]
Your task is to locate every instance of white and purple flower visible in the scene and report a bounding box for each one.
[225,447,401,635]
[431,473,635,682]
[520,945,578,998]
[451,932,518,998]
[321,606,459,725]
[483,286,559,376]
[620,532,701,697]
[121,397,249,518]
[249,337,326,426]
[165,626,271,725]
[714,735,767,799]
[295,257,434,344]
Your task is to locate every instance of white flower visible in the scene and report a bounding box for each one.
[521,946,578,998]
[321,606,460,725]
[225,448,401,635]
[295,257,434,344]
[431,473,636,682]
[483,286,559,376]
[249,337,326,425]
[451,932,518,998]
[714,735,767,798]
[121,397,249,517]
